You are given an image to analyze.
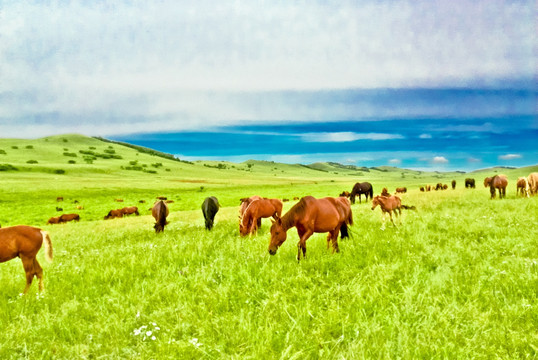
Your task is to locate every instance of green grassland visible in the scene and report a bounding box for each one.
[0,134,537,359]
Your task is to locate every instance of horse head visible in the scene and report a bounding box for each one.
[484,177,492,187]
[371,197,380,211]
[268,216,286,255]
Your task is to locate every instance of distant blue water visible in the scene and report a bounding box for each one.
[111,88,537,171]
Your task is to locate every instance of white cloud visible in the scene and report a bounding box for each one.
[499,154,522,160]
[432,156,449,164]
[419,134,432,139]
[300,132,403,143]
[389,159,402,165]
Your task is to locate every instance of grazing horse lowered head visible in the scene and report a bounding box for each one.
[240,198,283,237]
[527,173,538,196]
[516,177,529,197]
[152,200,169,233]
[0,225,53,294]
[202,196,220,230]
[465,178,476,189]
[268,196,353,261]
[349,182,374,204]
[484,175,508,199]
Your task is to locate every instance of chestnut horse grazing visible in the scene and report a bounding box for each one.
[268,196,353,261]
[240,198,283,237]
[371,195,404,228]
[0,225,53,294]
[484,175,508,199]
[239,196,263,228]
[152,200,169,233]
[516,177,529,197]
[349,182,373,204]
[121,206,139,216]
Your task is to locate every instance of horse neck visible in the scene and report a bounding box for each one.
[280,211,296,231]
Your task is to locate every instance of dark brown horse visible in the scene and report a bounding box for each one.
[240,198,283,237]
[484,175,508,199]
[349,182,373,204]
[395,187,407,194]
[152,200,169,233]
[59,213,80,223]
[465,178,475,189]
[202,196,220,230]
[0,225,53,294]
[451,180,456,190]
[268,196,353,261]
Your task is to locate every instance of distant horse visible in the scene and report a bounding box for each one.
[0,225,53,294]
[465,178,475,189]
[528,173,538,196]
[240,198,283,237]
[371,195,401,228]
[395,187,407,194]
[152,200,169,233]
[516,177,529,197]
[484,175,508,199]
[104,209,123,220]
[121,206,139,216]
[202,196,220,230]
[268,196,353,261]
[349,182,373,204]
[47,216,61,224]
[59,213,80,223]
[339,191,350,197]
[381,188,390,196]
[435,183,443,191]
[451,180,456,190]
[420,187,425,192]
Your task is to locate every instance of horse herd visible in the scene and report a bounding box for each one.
[1,172,537,294]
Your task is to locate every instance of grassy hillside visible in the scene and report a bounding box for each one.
[0,134,537,358]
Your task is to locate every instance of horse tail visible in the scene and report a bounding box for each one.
[340,208,353,239]
[369,186,373,200]
[157,201,167,232]
[401,204,417,211]
[40,230,53,263]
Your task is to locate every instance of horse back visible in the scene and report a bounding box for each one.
[0,226,43,262]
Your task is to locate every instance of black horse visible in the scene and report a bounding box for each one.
[465,178,475,189]
[349,182,374,204]
[202,196,220,230]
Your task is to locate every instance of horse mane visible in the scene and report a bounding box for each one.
[280,197,309,229]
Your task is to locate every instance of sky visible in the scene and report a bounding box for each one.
[0,0,536,171]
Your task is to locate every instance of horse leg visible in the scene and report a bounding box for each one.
[297,230,312,261]
[389,211,396,227]
[20,255,36,294]
[33,258,44,292]
[330,229,340,253]
[326,233,332,250]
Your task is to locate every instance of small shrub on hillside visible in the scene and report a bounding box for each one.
[0,149,6,155]
[84,158,94,164]
[129,160,138,166]
[64,148,69,151]
[25,145,34,149]
[53,169,66,174]
[68,160,76,164]
[143,169,157,174]
[89,146,96,150]
[11,146,18,149]
[62,138,68,142]
[165,168,171,172]
[0,164,18,171]
[63,152,77,157]
[26,160,38,164]
[104,149,116,154]
[151,162,163,168]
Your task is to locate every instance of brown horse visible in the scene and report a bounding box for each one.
[484,175,508,199]
[516,177,529,197]
[240,198,283,237]
[152,200,169,233]
[104,209,124,220]
[59,213,80,223]
[239,195,263,228]
[371,195,403,228]
[121,206,139,216]
[465,178,476,188]
[381,188,390,196]
[0,225,53,294]
[349,182,373,204]
[268,196,353,261]
[451,180,456,189]
[528,173,538,196]
[395,187,407,194]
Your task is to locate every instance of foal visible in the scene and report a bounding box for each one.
[371,195,402,229]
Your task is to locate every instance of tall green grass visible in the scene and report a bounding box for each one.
[0,135,536,358]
